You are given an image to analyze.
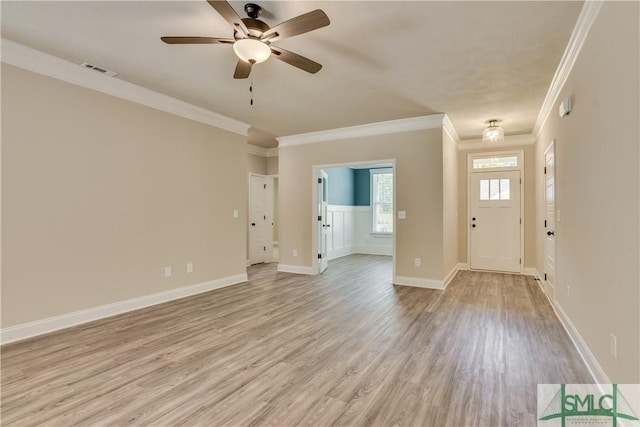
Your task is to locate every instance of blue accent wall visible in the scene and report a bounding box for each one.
[325,167,354,205]
[354,169,371,206]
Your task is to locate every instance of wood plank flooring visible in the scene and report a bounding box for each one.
[1,254,591,426]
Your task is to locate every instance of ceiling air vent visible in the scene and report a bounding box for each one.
[80,62,118,77]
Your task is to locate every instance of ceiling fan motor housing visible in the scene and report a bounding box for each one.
[236,18,270,39]
[244,3,262,19]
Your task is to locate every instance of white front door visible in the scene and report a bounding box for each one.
[249,174,267,265]
[544,142,556,298]
[317,170,328,273]
[470,170,521,272]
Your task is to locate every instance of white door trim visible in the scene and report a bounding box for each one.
[467,150,524,274]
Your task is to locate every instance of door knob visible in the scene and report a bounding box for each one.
[547,230,555,236]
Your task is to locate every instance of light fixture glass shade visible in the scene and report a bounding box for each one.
[482,120,504,143]
[233,38,271,64]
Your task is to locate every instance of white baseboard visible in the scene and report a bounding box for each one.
[353,245,393,256]
[456,262,469,271]
[554,302,610,384]
[276,264,315,275]
[327,246,354,261]
[442,265,461,289]
[0,273,248,345]
[394,275,444,290]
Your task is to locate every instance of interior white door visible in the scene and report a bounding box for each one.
[317,170,329,273]
[250,174,267,265]
[470,170,521,272]
[544,143,556,298]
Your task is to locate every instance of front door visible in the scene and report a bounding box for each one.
[544,142,556,298]
[470,170,521,272]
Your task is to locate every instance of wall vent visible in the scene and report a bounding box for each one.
[80,62,118,77]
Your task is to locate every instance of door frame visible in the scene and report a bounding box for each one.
[467,149,524,274]
[311,159,396,276]
[543,140,556,300]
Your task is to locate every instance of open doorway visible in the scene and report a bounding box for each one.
[313,160,395,279]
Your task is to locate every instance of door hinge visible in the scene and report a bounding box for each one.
[318,178,322,184]
[544,166,547,174]
[520,178,522,184]
[519,258,522,265]
[318,253,322,259]
[264,184,267,189]
[544,273,547,281]
[520,218,522,225]
[264,215,266,220]
[264,246,266,251]
[544,219,547,228]
[318,215,322,221]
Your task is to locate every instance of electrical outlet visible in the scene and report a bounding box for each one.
[233,209,239,218]
[415,258,421,267]
[187,263,193,273]
[164,266,172,278]
[610,333,617,359]
[293,249,298,257]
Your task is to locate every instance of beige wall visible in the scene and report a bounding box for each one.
[266,156,278,175]
[1,64,248,327]
[442,130,458,275]
[247,152,267,175]
[278,128,445,281]
[535,2,639,382]
[457,144,536,267]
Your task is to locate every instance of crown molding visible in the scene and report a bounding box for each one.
[442,114,460,144]
[457,133,535,150]
[277,114,446,147]
[1,38,250,136]
[246,144,278,157]
[532,1,603,137]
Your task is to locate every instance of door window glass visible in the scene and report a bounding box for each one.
[480,179,511,201]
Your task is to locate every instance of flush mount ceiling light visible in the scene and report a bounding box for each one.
[482,120,504,143]
[233,38,271,64]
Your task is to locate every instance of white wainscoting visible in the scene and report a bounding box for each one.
[326,205,393,260]
[354,206,393,256]
[326,205,356,260]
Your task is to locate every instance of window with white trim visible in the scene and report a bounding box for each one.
[371,168,393,233]
[472,156,518,169]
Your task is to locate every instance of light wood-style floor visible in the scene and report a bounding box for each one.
[1,255,591,426]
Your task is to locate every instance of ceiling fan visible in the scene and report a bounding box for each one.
[161,1,330,79]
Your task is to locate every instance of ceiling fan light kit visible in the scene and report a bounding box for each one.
[161,1,329,79]
[233,38,271,64]
[482,119,504,143]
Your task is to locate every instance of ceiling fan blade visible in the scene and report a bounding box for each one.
[262,10,329,42]
[270,46,322,74]
[207,1,249,37]
[161,36,234,45]
[234,60,252,79]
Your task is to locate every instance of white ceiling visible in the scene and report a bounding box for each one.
[1,1,583,148]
